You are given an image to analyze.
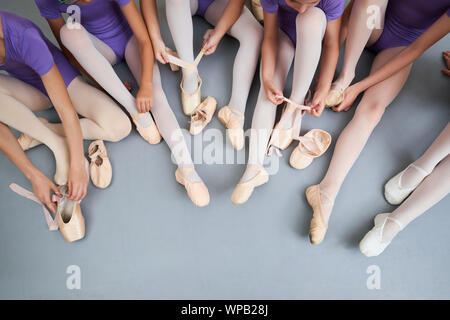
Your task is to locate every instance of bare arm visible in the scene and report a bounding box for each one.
[202,0,246,55]
[122,1,155,112]
[140,0,169,64]
[310,17,342,117]
[262,10,284,105]
[0,122,61,212]
[41,64,87,201]
[336,13,450,111]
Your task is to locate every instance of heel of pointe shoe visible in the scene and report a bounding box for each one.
[181,76,202,116]
[57,197,85,243]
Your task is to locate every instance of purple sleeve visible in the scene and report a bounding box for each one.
[34,0,62,20]
[113,0,132,7]
[318,0,345,21]
[447,7,450,16]
[260,0,279,14]
[21,28,54,76]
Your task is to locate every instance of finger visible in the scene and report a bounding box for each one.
[145,100,151,112]
[46,200,57,214]
[68,181,73,198]
[442,68,450,76]
[50,182,61,197]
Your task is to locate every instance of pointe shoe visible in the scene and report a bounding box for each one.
[175,167,210,207]
[218,106,245,150]
[251,0,264,23]
[267,103,303,156]
[56,185,85,243]
[325,83,345,107]
[384,164,429,205]
[88,140,112,189]
[18,117,48,151]
[231,166,269,205]
[290,129,331,169]
[181,76,203,116]
[359,213,404,257]
[306,185,333,245]
[189,97,217,135]
[131,113,162,144]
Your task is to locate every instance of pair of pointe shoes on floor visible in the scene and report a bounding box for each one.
[19,128,112,189]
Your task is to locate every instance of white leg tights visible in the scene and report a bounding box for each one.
[124,36,195,170]
[165,0,199,94]
[319,47,412,223]
[59,24,155,128]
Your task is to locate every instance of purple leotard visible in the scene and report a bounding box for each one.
[34,0,133,61]
[0,10,79,96]
[260,0,344,44]
[369,0,450,52]
[195,0,215,16]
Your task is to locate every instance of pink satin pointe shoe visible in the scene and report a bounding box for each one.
[175,167,210,207]
[88,140,112,189]
[189,96,217,135]
[325,82,346,107]
[231,166,269,205]
[131,113,162,144]
[267,103,303,156]
[290,129,332,169]
[56,185,85,243]
[18,117,48,151]
[306,185,334,245]
[218,106,245,150]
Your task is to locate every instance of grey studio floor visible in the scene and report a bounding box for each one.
[0,1,449,300]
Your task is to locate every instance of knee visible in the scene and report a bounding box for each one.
[60,24,88,49]
[165,0,183,8]
[296,7,326,35]
[354,102,385,128]
[108,113,132,142]
[237,24,263,50]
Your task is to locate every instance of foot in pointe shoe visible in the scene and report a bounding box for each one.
[305,184,334,245]
[131,113,162,144]
[56,185,85,243]
[189,97,217,135]
[18,117,49,151]
[175,167,210,207]
[218,106,245,150]
[88,140,112,189]
[181,76,203,116]
[231,166,269,205]
[325,82,349,107]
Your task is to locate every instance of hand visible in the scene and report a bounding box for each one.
[332,84,362,112]
[307,87,328,117]
[136,84,153,113]
[68,161,88,201]
[202,29,224,55]
[153,39,170,64]
[442,51,450,76]
[263,79,284,105]
[30,170,61,213]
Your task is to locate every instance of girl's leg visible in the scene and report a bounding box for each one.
[0,75,70,185]
[277,7,327,132]
[247,30,295,171]
[334,0,387,89]
[381,155,450,242]
[59,24,155,129]
[203,0,263,114]
[124,37,195,169]
[43,77,131,142]
[400,123,450,188]
[319,46,412,223]
[165,0,199,94]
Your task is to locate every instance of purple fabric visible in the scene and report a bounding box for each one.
[0,10,79,96]
[34,0,133,61]
[369,0,450,52]
[260,0,344,44]
[195,0,215,16]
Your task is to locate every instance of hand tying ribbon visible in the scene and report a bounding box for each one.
[274,95,312,112]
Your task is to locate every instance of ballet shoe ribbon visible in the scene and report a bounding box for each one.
[9,183,59,231]
[292,136,322,156]
[167,51,204,74]
[275,96,311,112]
[190,108,208,126]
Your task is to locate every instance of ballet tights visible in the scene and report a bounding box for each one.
[165,0,263,115]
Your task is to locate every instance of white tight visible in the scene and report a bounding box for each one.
[247,7,327,171]
[319,46,412,223]
[165,0,263,114]
[0,74,131,185]
[382,125,450,242]
[59,25,194,168]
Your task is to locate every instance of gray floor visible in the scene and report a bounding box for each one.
[0,1,449,300]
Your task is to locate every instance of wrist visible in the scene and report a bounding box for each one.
[25,166,41,181]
